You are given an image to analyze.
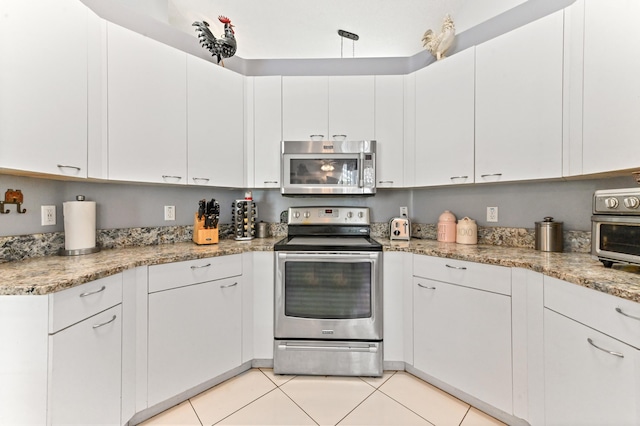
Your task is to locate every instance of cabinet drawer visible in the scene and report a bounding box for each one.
[49,274,123,334]
[148,254,242,293]
[544,276,640,348]
[413,255,511,295]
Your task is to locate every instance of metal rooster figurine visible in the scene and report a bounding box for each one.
[193,16,237,65]
[422,14,455,61]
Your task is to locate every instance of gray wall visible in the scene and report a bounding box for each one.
[2,173,635,237]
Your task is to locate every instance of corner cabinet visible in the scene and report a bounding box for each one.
[106,23,187,185]
[475,11,564,183]
[0,0,89,178]
[412,255,513,415]
[543,276,640,426]
[414,47,475,187]
[147,255,243,407]
[187,55,244,187]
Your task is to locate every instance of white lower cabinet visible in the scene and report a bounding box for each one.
[413,256,513,415]
[147,275,242,407]
[48,305,122,425]
[543,276,640,426]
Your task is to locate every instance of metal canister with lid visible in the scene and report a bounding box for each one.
[535,216,563,252]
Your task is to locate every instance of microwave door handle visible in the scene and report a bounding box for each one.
[358,152,364,188]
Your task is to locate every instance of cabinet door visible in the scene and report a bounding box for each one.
[148,276,242,406]
[375,75,405,188]
[328,76,375,141]
[0,0,88,178]
[544,308,640,426]
[415,48,475,187]
[107,23,187,184]
[582,0,640,174]
[48,305,122,425]
[282,76,328,140]
[253,76,283,188]
[413,277,513,414]
[475,11,563,183]
[187,56,244,187]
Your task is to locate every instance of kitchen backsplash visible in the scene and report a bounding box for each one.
[1,222,590,263]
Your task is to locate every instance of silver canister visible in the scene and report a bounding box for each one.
[535,216,563,252]
[256,221,269,238]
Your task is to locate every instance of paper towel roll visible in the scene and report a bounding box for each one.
[63,200,96,251]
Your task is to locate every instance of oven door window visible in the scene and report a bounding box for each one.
[284,261,371,319]
[599,223,640,256]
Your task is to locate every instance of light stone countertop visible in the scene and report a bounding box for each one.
[1,237,639,304]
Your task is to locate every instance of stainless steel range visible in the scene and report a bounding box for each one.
[273,206,383,377]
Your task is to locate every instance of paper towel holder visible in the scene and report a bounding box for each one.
[58,195,101,256]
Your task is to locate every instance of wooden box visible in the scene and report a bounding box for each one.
[193,213,218,245]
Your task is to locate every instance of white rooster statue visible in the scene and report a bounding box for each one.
[422,14,455,60]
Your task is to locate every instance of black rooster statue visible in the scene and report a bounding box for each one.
[192,16,237,65]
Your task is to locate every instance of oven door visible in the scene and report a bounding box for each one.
[592,215,640,265]
[275,251,382,341]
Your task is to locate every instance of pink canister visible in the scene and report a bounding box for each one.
[437,210,457,242]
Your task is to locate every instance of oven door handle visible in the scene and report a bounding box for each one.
[277,343,378,353]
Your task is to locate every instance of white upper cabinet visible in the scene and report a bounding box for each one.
[328,76,375,141]
[581,0,640,174]
[475,11,564,183]
[107,23,187,185]
[375,75,405,188]
[0,0,89,178]
[415,48,475,187]
[252,76,283,188]
[187,56,244,188]
[282,76,329,140]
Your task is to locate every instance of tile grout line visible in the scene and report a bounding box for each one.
[375,387,439,426]
[187,399,205,426]
[458,406,472,426]
[276,386,320,426]
[209,387,284,426]
[333,387,379,425]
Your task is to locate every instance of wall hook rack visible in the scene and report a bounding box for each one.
[1,189,27,214]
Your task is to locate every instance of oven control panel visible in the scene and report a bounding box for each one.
[594,188,640,214]
[288,207,370,225]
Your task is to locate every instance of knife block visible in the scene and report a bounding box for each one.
[193,213,219,245]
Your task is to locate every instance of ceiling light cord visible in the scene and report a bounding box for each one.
[338,29,359,59]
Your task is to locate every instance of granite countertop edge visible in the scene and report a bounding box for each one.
[1,237,639,303]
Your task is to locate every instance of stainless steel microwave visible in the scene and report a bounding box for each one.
[281,140,376,196]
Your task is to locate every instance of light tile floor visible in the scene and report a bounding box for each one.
[140,369,506,426]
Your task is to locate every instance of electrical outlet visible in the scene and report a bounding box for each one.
[164,205,176,221]
[41,205,56,226]
[487,206,499,223]
[400,206,408,217]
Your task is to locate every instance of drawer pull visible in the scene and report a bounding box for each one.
[417,283,436,290]
[79,286,106,298]
[587,338,624,358]
[190,263,211,269]
[220,281,238,289]
[615,307,640,321]
[445,264,467,270]
[93,315,117,329]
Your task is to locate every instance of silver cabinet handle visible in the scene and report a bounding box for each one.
[450,175,468,180]
[615,307,640,321]
[378,180,394,184]
[310,134,324,139]
[79,285,106,298]
[263,180,278,184]
[445,264,467,270]
[480,173,502,178]
[57,164,82,171]
[220,281,238,289]
[93,315,117,329]
[190,263,211,269]
[192,177,210,183]
[587,338,624,358]
[417,283,436,290]
[162,175,182,180]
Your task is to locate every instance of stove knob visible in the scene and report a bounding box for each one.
[624,196,640,209]
[604,197,619,209]
[293,211,300,219]
[346,211,353,219]
[303,211,311,218]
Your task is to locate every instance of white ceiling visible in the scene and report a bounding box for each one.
[166,0,527,60]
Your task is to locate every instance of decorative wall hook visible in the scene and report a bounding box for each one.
[1,189,27,214]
